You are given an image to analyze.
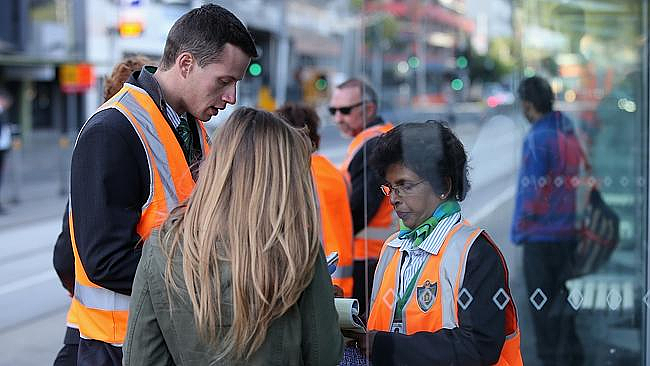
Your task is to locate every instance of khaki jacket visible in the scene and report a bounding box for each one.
[123,231,344,365]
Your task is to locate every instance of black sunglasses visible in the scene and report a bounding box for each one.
[328,101,365,116]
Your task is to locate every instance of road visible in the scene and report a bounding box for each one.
[0,106,542,365]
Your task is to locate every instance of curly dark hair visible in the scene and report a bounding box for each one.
[370,121,470,201]
[275,102,320,150]
[103,56,151,102]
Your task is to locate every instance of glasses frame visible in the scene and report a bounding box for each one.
[328,101,366,116]
[380,179,426,197]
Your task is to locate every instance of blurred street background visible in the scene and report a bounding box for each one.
[0,0,647,365]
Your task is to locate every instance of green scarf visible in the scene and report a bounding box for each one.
[398,200,461,249]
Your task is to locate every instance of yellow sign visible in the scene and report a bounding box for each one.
[119,21,143,38]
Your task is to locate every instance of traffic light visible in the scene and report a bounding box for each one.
[248,62,263,77]
[451,78,464,91]
[407,56,420,69]
[456,56,468,69]
[314,74,328,91]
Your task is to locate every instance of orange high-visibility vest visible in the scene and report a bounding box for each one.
[311,153,354,297]
[368,221,523,366]
[340,123,396,260]
[66,83,210,345]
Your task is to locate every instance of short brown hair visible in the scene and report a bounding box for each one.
[336,78,378,105]
[159,4,257,71]
[103,56,151,101]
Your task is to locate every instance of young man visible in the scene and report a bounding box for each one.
[511,76,584,366]
[329,79,394,313]
[66,5,257,365]
[53,55,151,366]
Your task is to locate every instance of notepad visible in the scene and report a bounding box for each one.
[335,298,367,334]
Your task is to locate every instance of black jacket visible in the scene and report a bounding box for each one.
[371,234,508,366]
[347,116,388,234]
[53,68,203,296]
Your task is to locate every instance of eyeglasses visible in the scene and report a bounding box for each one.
[380,180,425,197]
[328,101,365,116]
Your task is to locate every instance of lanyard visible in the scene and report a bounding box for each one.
[393,254,427,321]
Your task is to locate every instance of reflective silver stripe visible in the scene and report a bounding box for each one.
[332,265,354,279]
[369,243,398,311]
[439,224,482,329]
[117,91,179,213]
[107,104,155,210]
[74,282,131,311]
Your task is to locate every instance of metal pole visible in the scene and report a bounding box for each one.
[274,0,290,106]
[53,87,69,196]
[371,20,383,105]
[643,0,649,363]
[415,2,426,98]
[10,80,34,203]
[8,132,22,204]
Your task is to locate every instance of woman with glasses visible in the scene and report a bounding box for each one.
[123,108,344,365]
[355,121,522,365]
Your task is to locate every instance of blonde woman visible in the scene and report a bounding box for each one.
[123,107,344,365]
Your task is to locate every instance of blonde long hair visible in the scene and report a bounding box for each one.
[161,107,321,360]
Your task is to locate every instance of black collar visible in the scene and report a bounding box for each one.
[126,65,167,114]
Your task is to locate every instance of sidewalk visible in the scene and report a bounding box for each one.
[0,130,71,365]
[0,307,68,366]
[0,129,70,230]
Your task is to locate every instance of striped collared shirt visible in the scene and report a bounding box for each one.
[387,212,462,298]
[163,101,183,129]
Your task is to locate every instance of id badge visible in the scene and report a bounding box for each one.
[391,321,404,334]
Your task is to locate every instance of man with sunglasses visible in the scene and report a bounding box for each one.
[329,78,394,314]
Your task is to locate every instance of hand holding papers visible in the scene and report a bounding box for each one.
[335,298,367,334]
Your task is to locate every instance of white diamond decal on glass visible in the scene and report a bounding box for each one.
[620,176,629,187]
[529,288,548,311]
[538,177,547,187]
[603,176,612,187]
[587,177,597,186]
[457,288,474,310]
[554,176,564,188]
[607,290,622,311]
[492,288,510,310]
[571,176,581,188]
[567,289,583,311]
[643,292,650,308]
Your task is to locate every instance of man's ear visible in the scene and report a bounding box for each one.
[177,52,194,79]
[366,101,377,117]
